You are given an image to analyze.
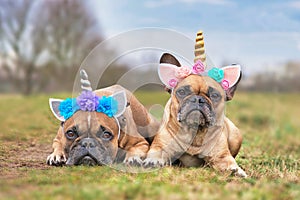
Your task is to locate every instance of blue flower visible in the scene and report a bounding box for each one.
[208,67,224,83]
[59,98,79,120]
[97,96,118,117]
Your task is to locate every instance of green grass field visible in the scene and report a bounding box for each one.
[0,91,299,199]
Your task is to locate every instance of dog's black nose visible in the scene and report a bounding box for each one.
[198,96,206,104]
[80,138,96,148]
[190,96,206,104]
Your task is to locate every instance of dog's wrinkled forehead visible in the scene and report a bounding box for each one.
[175,75,225,97]
[63,111,118,136]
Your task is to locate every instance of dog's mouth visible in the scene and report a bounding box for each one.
[66,145,116,166]
[177,104,215,130]
[76,154,98,166]
[66,150,104,166]
[186,110,208,128]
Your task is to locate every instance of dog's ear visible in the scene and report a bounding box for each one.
[111,91,127,117]
[160,53,181,67]
[222,64,242,101]
[49,98,65,121]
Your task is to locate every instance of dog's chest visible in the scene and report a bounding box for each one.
[186,130,220,156]
[186,131,206,155]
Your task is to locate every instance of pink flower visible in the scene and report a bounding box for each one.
[221,79,230,90]
[168,79,178,88]
[192,60,205,74]
[175,66,191,79]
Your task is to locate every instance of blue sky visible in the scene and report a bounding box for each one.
[89,0,300,76]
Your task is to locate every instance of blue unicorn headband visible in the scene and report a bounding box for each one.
[49,70,127,122]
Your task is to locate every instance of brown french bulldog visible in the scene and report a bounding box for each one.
[47,70,159,167]
[143,53,247,177]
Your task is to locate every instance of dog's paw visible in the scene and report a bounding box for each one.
[47,151,67,166]
[124,156,143,167]
[143,157,169,168]
[230,166,247,178]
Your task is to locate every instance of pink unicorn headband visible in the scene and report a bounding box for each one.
[158,59,241,91]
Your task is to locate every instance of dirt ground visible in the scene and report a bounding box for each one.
[0,141,52,179]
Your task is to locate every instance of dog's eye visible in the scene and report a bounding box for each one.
[177,89,186,97]
[176,86,192,100]
[65,130,77,140]
[210,92,221,102]
[101,131,113,141]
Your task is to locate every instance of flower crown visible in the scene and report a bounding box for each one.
[158,59,241,91]
[58,91,118,120]
[49,70,127,122]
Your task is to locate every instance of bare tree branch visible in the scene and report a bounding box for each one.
[0,0,104,94]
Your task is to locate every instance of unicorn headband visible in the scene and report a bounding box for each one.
[49,70,127,139]
[158,30,241,91]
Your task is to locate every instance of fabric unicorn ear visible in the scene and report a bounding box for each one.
[222,64,241,88]
[158,63,182,89]
[111,90,127,117]
[221,64,242,101]
[49,98,65,121]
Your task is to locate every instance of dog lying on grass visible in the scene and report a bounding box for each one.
[143,52,247,177]
[47,70,159,167]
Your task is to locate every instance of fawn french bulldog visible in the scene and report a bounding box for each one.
[144,53,247,177]
[47,70,159,166]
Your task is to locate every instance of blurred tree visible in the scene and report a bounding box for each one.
[0,0,35,94]
[0,0,106,94]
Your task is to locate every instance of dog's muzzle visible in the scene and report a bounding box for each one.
[77,155,97,166]
[177,95,215,129]
[66,138,110,166]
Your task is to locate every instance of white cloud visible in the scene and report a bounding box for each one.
[144,0,233,8]
[139,17,160,24]
[297,42,300,51]
[144,0,172,8]
[180,0,233,5]
[288,1,300,9]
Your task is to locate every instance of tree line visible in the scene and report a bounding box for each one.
[0,0,128,95]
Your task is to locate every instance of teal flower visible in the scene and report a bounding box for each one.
[208,67,224,83]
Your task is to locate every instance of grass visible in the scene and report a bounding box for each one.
[0,91,299,199]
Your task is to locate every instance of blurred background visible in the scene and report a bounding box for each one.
[1,2,299,198]
[0,0,300,95]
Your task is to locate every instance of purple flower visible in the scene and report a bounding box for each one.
[192,60,205,74]
[76,90,100,111]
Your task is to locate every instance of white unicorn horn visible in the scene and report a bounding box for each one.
[80,69,92,91]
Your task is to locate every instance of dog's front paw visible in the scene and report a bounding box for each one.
[124,156,143,167]
[47,151,67,166]
[230,166,247,178]
[143,157,170,168]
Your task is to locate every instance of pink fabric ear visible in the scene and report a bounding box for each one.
[222,64,241,88]
[158,63,180,88]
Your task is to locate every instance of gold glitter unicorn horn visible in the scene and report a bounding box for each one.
[194,30,206,66]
